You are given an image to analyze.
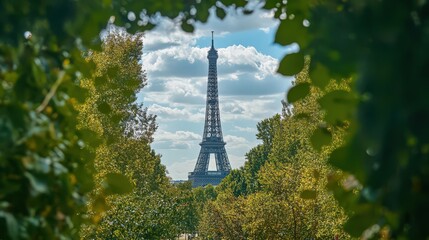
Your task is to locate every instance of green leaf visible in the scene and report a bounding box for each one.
[103,173,134,195]
[102,0,112,7]
[93,196,109,213]
[329,147,353,171]
[328,144,365,182]
[97,101,111,114]
[107,66,119,78]
[313,170,320,179]
[287,0,310,17]
[235,0,247,7]
[294,113,311,120]
[24,172,48,194]
[300,190,317,199]
[310,62,330,88]
[181,21,195,33]
[343,205,379,237]
[310,126,332,151]
[196,3,210,22]
[287,82,310,103]
[242,9,254,15]
[69,85,88,103]
[215,7,226,20]
[275,19,308,47]
[4,72,19,83]
[262,0,278,10]
[278,52,305,76]
[318,90,356,124]
[114,230,122,237]
[0,211,18,240]
[94,76,105,87]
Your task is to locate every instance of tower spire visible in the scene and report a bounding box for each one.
[211,31,214,48]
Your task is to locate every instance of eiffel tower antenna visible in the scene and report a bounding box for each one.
[188,31,231,187]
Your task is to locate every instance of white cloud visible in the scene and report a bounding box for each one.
[142,44,281,83]
[170,142,191,149]
[149,104,192,119]
[146,104,205,122]
[153,129,201,150]
[224,135,249,149]
[167,158,196,180]
[259,27,270,33]
[234,126,256,133]
[220,94,283,121]
[219,45,277,80]
[155,129,201,141]
[228,153,247,169]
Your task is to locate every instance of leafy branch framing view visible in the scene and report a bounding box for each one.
[1,0,428,239]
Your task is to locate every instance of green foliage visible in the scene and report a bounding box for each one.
[300,190,317,200]
[242,192,290,239]
[198,191,247,239]
[103,173,134,195]
[265,1,429,237]
[287,82,310,103]
[76,32,202,240]
[318,90,357,125]
[0,2,98,238]
[77,33,189,239]
[200,63,350,239]
[275,19,308,47]
[310,126,332,151]
[217,169,248,197]
[278,52,305,76]
[88,183,198,239]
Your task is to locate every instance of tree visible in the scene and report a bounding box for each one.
[265,2,429,238]
[243,192,290,239]
[199,190,248,240]
[218,115,281,197]
[244,114,282,194]
[78,32,193,239]
[262,62,351,239]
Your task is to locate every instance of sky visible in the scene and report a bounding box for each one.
[138,7,295,180]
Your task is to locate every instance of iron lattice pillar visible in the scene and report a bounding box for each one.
[189,32,231,187]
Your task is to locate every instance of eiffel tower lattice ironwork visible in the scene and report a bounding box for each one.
[188,31,231,187]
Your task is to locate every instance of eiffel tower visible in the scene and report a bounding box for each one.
[188,32,231,187]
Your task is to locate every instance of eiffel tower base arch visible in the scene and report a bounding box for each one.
[188,171,229,187]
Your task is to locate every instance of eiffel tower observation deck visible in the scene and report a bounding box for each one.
[188,32,231,187]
